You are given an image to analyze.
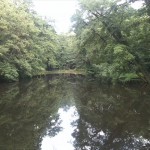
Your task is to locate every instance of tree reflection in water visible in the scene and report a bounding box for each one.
[0,75,78,150]
[0,75,150,150]
[72,81,150,150]
[41,106,79,150]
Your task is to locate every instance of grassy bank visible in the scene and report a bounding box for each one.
[35,69,86,76]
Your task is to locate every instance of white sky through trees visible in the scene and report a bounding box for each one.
[33,0,143,34]
[33,0,78,34]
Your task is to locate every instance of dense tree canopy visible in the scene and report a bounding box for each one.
[0,0,59,81]
[0,0,150,83]
[72,0,150,83]
[56,34,78,70]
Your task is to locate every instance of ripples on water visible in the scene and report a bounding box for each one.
[0,75,149,150]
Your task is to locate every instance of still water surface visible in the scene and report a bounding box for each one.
[0,75,150,150]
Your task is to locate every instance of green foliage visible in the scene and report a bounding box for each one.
[57,34,79,69]
[72,0,150,83]
[0,0,59,81]
[1,0,150,83]
[119,73,139,82]
[0,62,18,81]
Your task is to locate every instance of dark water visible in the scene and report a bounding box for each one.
[0,75,150,150]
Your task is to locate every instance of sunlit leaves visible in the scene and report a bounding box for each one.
[0,0,59,81]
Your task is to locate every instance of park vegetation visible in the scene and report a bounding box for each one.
[0,0,150,83]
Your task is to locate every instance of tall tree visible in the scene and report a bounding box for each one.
[72,0,150,83]
[0,0,59,81]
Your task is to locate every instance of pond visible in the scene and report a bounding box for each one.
[0,75,150,150]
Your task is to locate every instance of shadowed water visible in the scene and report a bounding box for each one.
[0,75,150,150]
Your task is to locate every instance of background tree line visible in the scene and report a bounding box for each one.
[0,0,150,83]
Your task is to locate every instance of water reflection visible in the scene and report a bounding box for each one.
[41,106,79,150]
[0,75,150,150]
[72,82,150,150]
